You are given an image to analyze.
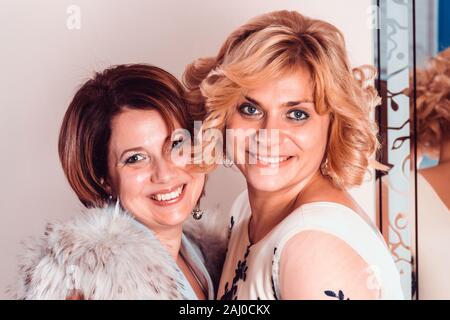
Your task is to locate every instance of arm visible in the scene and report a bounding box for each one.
[279,230,381,300]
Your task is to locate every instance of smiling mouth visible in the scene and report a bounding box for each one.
[247,152,294,166]
[150,184,186,205]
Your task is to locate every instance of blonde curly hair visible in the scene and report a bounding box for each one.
[184,10,384,188]
[406,47,450,150]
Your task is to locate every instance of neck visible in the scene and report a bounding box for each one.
[439,137,450,164]
[247,170,322,244]
[151,225,183,260]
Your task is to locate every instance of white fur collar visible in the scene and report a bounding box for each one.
[10,202,229,300]
[13,205,193,299]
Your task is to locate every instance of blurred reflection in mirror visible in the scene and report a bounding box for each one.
[407,47,450,299]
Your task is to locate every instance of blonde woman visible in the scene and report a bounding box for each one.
[406,48,450,299]
[184,11,404,300]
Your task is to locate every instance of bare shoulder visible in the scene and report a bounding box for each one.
[420,163,450,183]
[298,177,366,216]
[279,230,380,300]
[419,163,450,208]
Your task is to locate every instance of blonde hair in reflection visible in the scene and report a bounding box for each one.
[405,47,450,150]
[184,10,385,188]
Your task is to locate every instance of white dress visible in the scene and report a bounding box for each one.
[217,190,404,300]
[417,173,450,299]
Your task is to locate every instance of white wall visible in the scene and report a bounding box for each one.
[0,0,374,298]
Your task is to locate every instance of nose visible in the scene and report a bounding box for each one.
[150,157,177,184]
[255,113,283,149]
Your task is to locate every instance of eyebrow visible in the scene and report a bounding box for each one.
[244,95,314,107]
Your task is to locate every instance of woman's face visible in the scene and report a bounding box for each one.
[107,108,205,230]
[226,67,330,193]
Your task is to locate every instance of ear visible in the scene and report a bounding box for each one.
[100,177,114,196]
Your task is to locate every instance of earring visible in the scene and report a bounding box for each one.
[321,158,329,176]
[101,178,113,201]
[114,198,121,214]
[192,206,204,220]
[223,156,234,168]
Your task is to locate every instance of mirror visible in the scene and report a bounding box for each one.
[376,0,450,300]
[413,0,450,300]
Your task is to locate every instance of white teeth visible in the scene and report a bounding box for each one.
[255,155,289,164]
[151,185,183,202]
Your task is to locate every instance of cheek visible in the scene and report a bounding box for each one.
[289,122,329,158]
[114,169,150,199]
[226,112,240,129]
[226,113,254,131]
[226,115,250,162]
[292,130,321,151]
[187,173,205,202]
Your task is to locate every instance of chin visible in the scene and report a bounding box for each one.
[147,212,189,227]
[155,214,190,228]
[245,170,293,193]
[126,200,191,231]
[150,203,193,227]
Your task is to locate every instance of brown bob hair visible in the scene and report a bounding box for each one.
[58,64,192,208]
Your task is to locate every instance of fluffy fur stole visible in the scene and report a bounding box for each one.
[10,204,228,300]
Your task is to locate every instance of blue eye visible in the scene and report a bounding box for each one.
[239,103,262,117]
[125,154,145,164]
[287,109,309,121]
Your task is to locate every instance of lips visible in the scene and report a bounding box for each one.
[149,184,186,206]
[247,151,293,167]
